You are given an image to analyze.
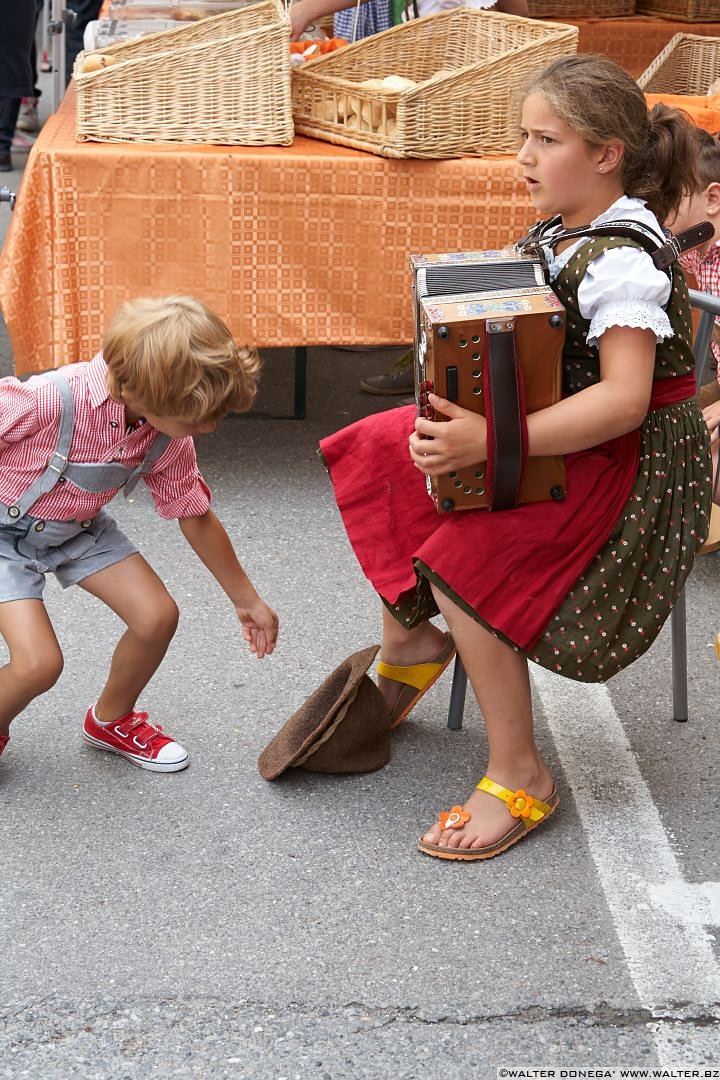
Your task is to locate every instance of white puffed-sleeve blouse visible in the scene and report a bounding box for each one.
[544,195,673,349]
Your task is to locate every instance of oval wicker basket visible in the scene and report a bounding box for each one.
[635,0,718,21]
[637,32,720,93]
[291,9,579,159]
[528,0,634,16]
[74,0,293,144]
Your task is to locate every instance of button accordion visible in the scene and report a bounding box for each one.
[410,248,566,514]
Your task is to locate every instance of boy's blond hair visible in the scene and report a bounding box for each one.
[103,295,260,422]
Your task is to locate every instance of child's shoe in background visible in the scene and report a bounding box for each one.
[16,98,40,133]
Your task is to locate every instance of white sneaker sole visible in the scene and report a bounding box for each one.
[82,731,189,772]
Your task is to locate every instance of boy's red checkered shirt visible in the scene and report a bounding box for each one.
[0,353,211,521]
[681,241,720,370]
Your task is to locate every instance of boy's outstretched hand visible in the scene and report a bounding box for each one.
[235,596,279,659]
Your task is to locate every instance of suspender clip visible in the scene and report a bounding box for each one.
[47,451,69,475]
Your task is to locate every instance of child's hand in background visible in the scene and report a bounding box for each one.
[702,399,720,444]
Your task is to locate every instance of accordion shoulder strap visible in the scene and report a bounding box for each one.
[518,216,713,276]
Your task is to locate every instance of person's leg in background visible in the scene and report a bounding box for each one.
[65,0,103,85]
[0,0,36,171]
[359,347,415,396]
[16,0,45,135]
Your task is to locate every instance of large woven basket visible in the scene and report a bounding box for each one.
[291,10,578,159]
[635,0,717,20]
[74,0,293,144]
[637,33,720,93]
[528,0,634,16]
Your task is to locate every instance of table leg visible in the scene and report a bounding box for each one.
[293,346,307,420]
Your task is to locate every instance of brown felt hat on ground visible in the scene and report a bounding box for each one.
[258,645,392,779]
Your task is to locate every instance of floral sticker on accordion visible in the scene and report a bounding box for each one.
[425,305,447,321]
[458,298,533,317]
[543,294,564,311]
[413,250,508,266]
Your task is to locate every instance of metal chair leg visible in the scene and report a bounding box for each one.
[446,655,467,730]
[670,588,688,723]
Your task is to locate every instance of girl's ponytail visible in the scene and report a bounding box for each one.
[626,104,700,223]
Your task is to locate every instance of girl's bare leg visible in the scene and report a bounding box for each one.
[377,603,449,712]
[421,584,554,850]
[78,554,179,722]
[0,599,64,735]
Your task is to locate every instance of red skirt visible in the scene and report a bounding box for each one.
[320,404,641,651]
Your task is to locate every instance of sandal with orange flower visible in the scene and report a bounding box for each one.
[417,776,559,861]
[376,632,456,729]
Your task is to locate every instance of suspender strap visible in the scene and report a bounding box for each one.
[122,431,171,496]
[518,216,714,278]
[4,367,172,519]
[4,371,75,522]
[483,318,527,512]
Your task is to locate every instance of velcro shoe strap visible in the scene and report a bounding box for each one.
[476,776,552,823]
[376,659,443,691]
[116,711,157,741]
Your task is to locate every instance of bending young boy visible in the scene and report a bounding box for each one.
[0,295,278,771]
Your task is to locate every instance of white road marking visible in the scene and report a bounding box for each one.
[530,667,720,1060]
[648,881,720,926]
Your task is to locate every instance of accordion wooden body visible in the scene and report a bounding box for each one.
[410,249,566,514]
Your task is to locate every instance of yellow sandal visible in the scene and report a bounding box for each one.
[417,776,559,861]
[376,633,456,729]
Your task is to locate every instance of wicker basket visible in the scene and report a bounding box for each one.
[291,10,578,159]
[635,0,717,21]
[528,0,634,16]
[74,0,293,144]
[637,33,720,93]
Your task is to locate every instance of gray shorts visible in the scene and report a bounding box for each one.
[0,507,137,603]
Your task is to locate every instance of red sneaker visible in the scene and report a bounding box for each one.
[82,707,189,772]
[0,735,9,757]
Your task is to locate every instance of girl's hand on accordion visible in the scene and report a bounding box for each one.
[409,394,487,476]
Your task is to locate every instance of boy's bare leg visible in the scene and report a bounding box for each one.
[421,584,554,850]
[78,554,179,722]
[0,599,64,735]
[377,603,448,712]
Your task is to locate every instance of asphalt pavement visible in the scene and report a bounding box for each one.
[0,85,718,1080]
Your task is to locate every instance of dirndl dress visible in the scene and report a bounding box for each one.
[320,234,712,683]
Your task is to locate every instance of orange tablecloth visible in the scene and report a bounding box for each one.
[0,91,536,377]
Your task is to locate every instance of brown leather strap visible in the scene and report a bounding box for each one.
[653,221,714,270]
[518,216,714,276]
[484,320,527,511]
